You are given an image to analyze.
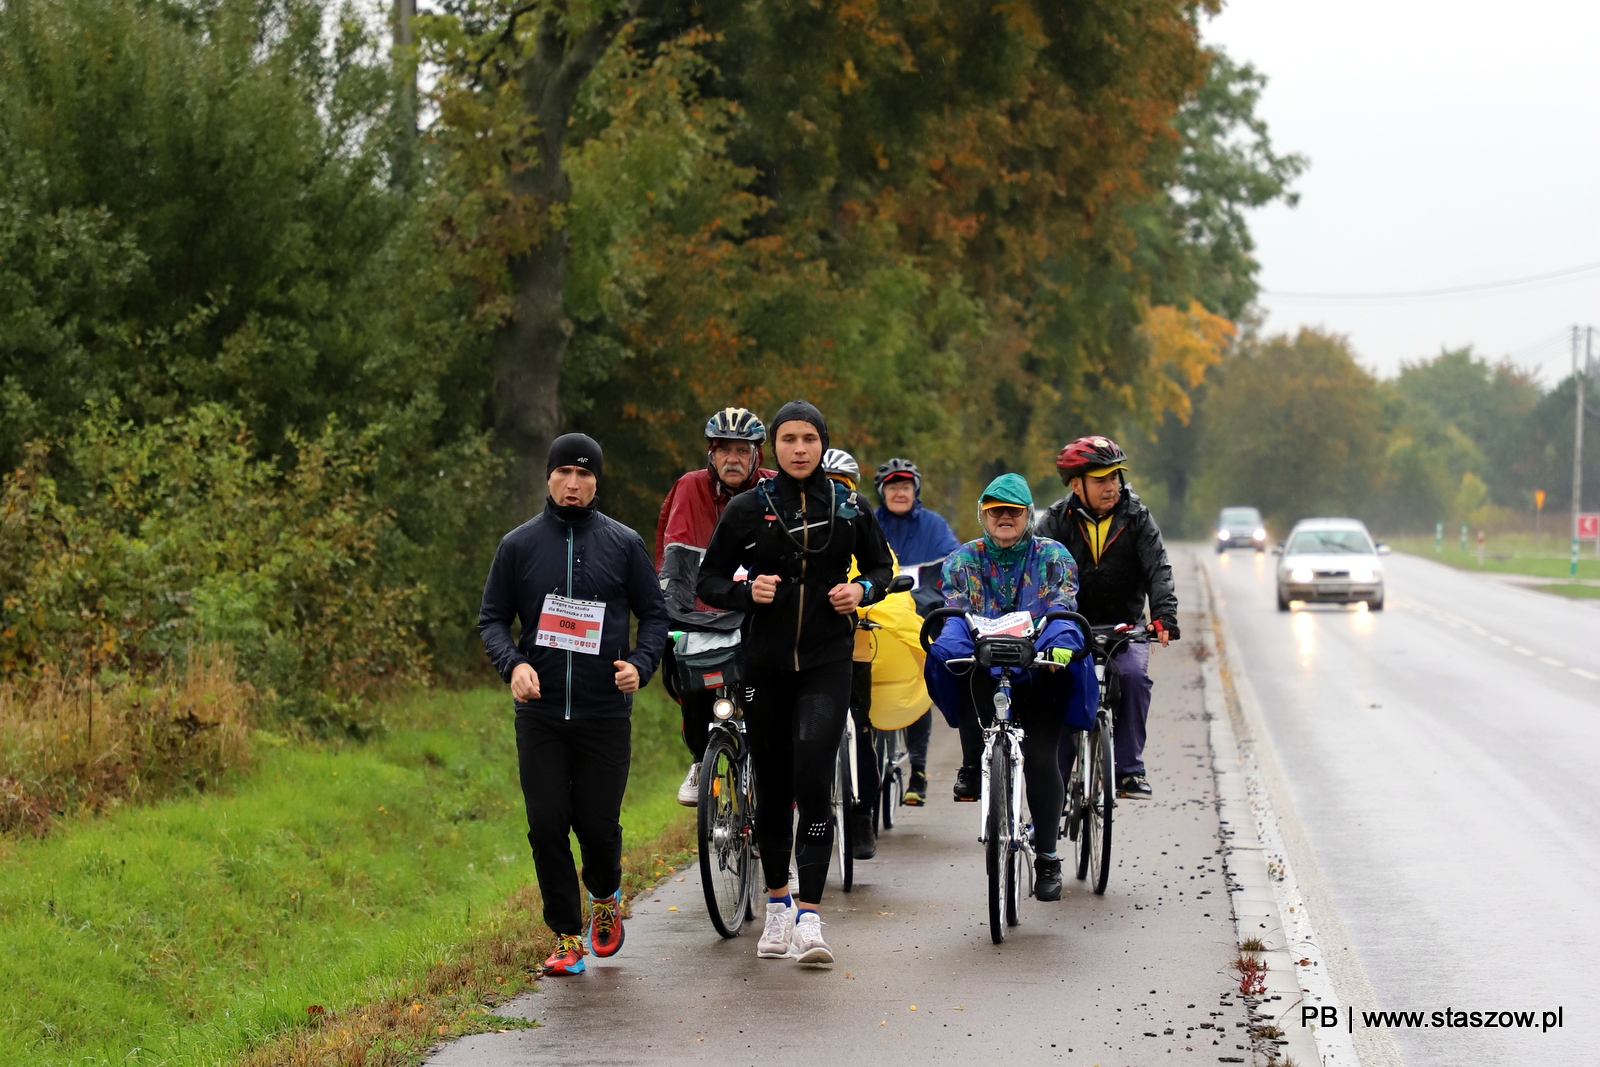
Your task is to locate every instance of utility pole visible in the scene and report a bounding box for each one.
[1572,326,1586,578]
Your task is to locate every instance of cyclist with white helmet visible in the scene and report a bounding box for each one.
[654,408,775,804]
[873,458,961,805]
[823,449,882,860]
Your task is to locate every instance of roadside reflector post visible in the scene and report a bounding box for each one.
[1434,521,1443,553]
[1477,530,1485,568]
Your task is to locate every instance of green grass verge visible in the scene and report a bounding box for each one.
[1389,535,1600,580]
[1535,583,1600,600]
[0,683,691,1066]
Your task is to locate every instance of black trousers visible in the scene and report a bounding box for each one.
[743,659,853,903]
[514,712,631,936]
[953,669,1066,856]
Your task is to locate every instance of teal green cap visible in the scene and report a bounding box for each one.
[979,472,1033,509]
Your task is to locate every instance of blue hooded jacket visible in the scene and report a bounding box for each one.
[874,499,961,568]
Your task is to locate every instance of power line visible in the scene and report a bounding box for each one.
[1264,259,1600,302]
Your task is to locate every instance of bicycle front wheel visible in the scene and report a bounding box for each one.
[986,741,1011,944]
[833,734,854,893]
[1085,713,1115,895]
[698,731,752,937]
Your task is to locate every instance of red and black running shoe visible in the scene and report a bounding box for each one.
[541,933,587,976]
[587,891,625,958]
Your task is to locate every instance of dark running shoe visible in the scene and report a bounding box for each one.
[953,765,980,802]
[903,770,928,806]
[1035,855,1064,901]
[851,808,877,859]
[1117,773,1152,799]
[586,891,625,958]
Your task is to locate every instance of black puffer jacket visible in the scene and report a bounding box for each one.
[697,471,895,671]
[478,500,669,720]
[1036,486,1180,636]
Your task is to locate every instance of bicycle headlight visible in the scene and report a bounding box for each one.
[1290,567,1314,583]
[712,697,736,721]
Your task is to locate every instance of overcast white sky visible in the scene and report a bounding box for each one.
[1203,0,1600,385]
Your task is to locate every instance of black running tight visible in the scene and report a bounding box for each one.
[742,660,853,903]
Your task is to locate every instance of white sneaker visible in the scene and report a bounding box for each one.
[791,912,834,966]
[757,901,796,958]
[677,763,700,806]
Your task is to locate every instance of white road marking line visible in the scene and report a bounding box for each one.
[1490,636,1511,646]
[1540,657,1565,667]
[1572,668,1600,681]
[1513,646,1536,656]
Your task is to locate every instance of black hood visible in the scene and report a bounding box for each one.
[770,399,829,453]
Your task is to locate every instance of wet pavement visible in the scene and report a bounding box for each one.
[427,558,1254,1066]
[1207,548,1600,1066]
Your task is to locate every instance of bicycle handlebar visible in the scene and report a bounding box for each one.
[917,606,1095,665]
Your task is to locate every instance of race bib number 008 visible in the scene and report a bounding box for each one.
[536,594,605,655]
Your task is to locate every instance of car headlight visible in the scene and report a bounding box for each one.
[1290,567,1313,583]
[1218,529,1231,540]
[712,697,736,721]
[1349,568,1375,582]
[1253,528,1266,541]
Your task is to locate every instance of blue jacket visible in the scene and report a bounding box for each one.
[875,500,962,567]
[478,500,669,720]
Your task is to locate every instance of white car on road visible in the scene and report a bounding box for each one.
[1275,518,1389,612]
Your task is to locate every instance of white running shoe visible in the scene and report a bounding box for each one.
[791,912,834,966]
[677,763,700,807]
[757,900,797,958]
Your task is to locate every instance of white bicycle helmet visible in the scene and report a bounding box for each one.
[822,448,860,483]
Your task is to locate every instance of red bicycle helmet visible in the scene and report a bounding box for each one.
[1055,435,1129,485]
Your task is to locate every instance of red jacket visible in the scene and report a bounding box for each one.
[655,466,774,622]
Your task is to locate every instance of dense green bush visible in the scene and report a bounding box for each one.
[1,407,429,729]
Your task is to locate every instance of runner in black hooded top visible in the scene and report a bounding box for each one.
[697,399,894,966]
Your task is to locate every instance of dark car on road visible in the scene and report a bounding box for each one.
[1215,506,1267,553]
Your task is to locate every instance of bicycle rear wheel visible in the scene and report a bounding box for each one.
[698,731,751,937]
[833,734,854,893]
[1085,712,1115,895]
[986,741,1011,944]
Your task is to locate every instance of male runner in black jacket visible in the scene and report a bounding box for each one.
[478,433,669,976]
[1036,435,1178,799]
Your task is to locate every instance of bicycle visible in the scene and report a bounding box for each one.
[1062,624,1148,896]
[872,720,910,832]
[919,606,1091,944]
[831,575,917,891]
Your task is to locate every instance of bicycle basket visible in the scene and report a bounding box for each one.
[974,634,1036,669]
[672,630,743,693]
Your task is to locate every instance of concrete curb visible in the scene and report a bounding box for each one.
[1193,552,1382,1067]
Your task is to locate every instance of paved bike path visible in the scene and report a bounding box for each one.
[428,560,1251,1066]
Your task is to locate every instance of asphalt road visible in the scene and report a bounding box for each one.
[1206,548,1600,1066]
[427,557,1254,1067]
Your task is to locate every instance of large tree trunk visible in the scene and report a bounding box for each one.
[493,5,626,515]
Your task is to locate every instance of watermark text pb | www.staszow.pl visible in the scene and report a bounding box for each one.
[1303,1006,1566,1033]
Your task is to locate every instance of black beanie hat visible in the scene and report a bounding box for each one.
[770,399,829,453]
[546,432,603,481]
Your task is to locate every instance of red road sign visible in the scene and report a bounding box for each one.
[1580,513,1600,540]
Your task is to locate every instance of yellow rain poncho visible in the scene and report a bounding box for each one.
[851,550,932,731]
